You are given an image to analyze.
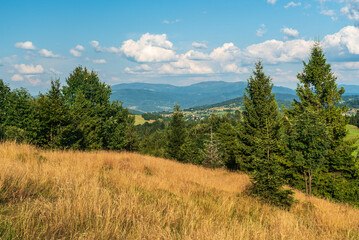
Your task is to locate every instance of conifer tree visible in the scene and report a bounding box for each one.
[285,43,358,201]
[166,104,186,160]
[241,61,293,208]
[287,110,329,196]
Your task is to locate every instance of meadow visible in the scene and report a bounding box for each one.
[0,142,359,239]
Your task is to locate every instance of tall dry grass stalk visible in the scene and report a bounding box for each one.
[0,141,358,239]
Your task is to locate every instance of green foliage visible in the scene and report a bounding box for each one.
[285,43,358,204]
[216,122,240,170]
[165,104,186,160]
[141,112,162,121]
[63,66,111,106]
[33,79,70,147]
[286,110,329,196]
[242,61,293,208]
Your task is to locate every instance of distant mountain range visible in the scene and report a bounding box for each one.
[109,81,359,113]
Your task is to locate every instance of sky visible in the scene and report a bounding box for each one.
[2,0,359,94]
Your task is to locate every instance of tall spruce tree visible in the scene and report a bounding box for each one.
[241,61,293,208]
[166,104,185,161]
[285,43,358,202]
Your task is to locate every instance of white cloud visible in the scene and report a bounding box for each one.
[284,2,301,8]
[76,45,85,51]
[322,26,359,55]
[14,41,36,50]
[341,1,359,22]
[184,50,211,60]
[92,59,106,64]
[90,40,99,47]
[14,64,44,74]
[89,40,121,54]
[11,74,24,81]
[124,64,152,73]
[244,39,313,64]
[70,49,82,57]
[192,42,208,49]
[210,43,241,62]
[39,49,60,58]
[281,27,299,39]
[267,0,277,5]
[256,24,267,37]
[120,33,177,62]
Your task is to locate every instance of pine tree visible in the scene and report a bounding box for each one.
[217,122,240,170]
[241,61,293,208]
[285,43,358,202]
[166,104,186,161]
[34,79,70,147]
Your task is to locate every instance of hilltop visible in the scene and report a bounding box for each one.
[1,142,358,239]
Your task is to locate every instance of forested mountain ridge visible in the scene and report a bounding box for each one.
[110,81,298,112]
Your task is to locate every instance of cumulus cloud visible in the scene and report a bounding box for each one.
[244,39,313,64]
[322,25,359,55]
[11,74,24,81]
[284,2,301,8]
[70,49,82,57]
[256,24,267,37]
[14,41,36,50]
[210,43,241,62]
[76,45,85,51]
[14,64,44,74]
[39,49,60,58]
[267,0,277,5]
[120,33,177,62]
[184,50,211,60]
[281,27,300,39]
[192,42,208,49]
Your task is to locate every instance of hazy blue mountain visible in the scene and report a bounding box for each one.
[110,81,298,112]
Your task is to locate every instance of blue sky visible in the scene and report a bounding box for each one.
[2,0,359,94]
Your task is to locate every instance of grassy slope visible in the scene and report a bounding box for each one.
[0,142,359,239]
[345,124,359,157]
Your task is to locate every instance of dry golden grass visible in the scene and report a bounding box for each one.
[0,142,358,239]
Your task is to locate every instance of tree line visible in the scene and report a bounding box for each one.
[1,43,358,208]
[0,66,137,151]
